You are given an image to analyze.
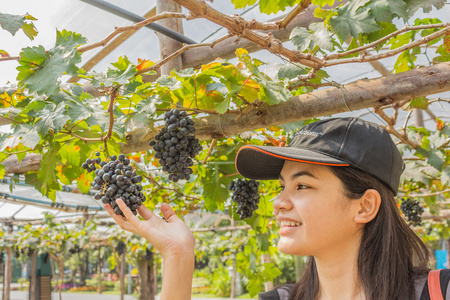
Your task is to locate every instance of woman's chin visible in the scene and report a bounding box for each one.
[277,239,307,256]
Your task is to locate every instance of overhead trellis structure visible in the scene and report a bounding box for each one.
[0,1,450,299]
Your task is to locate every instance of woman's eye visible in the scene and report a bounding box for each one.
[297,184,309,190]
[278,186,285,192]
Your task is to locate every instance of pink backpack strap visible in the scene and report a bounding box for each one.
[428,270,444,300]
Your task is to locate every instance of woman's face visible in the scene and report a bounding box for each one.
[273,161,364,257]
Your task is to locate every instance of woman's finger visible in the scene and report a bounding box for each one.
[116,199,143,229]
[104,203,139,234]
[137,203,158,221]
[160,203,181,223]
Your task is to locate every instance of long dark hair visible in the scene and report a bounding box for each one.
[288,166,429,300]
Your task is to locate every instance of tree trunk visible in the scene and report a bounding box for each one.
[48,253,64,300]
[30,251,37,300]
[138,258,149,300]
[97,249,103,294]
[120,253,126,300]
[156,0,184,74]
[261,254,274,292]
[3,246,12,300]
[79,250,89,286]
[138,252,156,300]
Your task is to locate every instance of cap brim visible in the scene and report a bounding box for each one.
[235,145,350,180]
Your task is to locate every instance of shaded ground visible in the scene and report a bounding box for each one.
[8,290,241,300]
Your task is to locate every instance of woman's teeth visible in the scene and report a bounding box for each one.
[280,221,301,227]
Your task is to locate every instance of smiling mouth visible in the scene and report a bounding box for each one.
[279,221,302,227]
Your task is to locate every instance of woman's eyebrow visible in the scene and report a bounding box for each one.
[278,171,317,182]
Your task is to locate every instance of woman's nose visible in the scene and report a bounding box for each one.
[273,191,293,212]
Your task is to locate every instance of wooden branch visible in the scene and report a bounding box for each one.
[180,1,342,69]
[121,62,450,153]
[325,25,450,67]
[275,0,312,29]
[1,153,42,174]
[0,56,19,62]
[77,12,190,53]
[68,8,157,83]
[325,23,449,60]
[137,34,231,75]
[172,0,322,68]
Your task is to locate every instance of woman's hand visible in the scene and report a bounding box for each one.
[105,199,195,300]
[104,199,195,259]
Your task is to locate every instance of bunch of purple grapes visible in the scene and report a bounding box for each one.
[229,179,260,220]
[83,152,145,216]
[149,109,202,182]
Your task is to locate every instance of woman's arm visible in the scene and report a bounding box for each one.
[105,199,195,300]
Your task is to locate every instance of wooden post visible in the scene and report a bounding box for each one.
[97,249,103,294]
[138,251,156,300]
[3,224,13,300]
[447,238,450,269]
[30,251,37,300]
[156,0,184,74]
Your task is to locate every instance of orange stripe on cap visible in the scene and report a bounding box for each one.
[236,145,350,172]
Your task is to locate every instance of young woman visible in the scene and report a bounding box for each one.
[105,117,449,300]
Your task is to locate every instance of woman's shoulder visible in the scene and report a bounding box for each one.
[258,285,294,300]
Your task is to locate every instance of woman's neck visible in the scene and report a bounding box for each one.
[314,238,365,300]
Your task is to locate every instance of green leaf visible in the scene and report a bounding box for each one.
[67,100,93,123]
[408,97,429,110]
[441,166,450,186]
[37,144,61,200]
[0,13,26,35]
[277,64,308,79]
[290,22,333,51]
[260,80,290,105]
[13,124,40,149]
[17,30,86,95]
[329,0,380,40]
[405,0,445,18]
[366,0,408,22]
[427,149,445,171]
[202,166,228,212]
[34,103,69,135]
[0,13,37,40]
[311,0,336,7]
[366,22,398,45]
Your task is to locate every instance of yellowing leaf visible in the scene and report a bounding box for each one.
[136,59,154,71]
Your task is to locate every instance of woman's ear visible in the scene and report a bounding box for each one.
[354,189,381,224]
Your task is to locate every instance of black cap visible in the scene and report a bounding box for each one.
[235,117,405,195]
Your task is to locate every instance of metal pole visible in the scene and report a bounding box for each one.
[79,0,197,44]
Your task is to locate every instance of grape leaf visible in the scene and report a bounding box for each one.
[277,64,308,79]
[405,0,445,18]
[34,102,70,135]
[290,22,333,51]
[329,0,380,40]
[37,144,61,200]
[367,22,398,45]
[311,0,336,7]
[12,124,40,149]
[17,30,86,95]
[0,13,38,40]
[427,149,445,171]
[366,0,408,22]
[67,99,93,123]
